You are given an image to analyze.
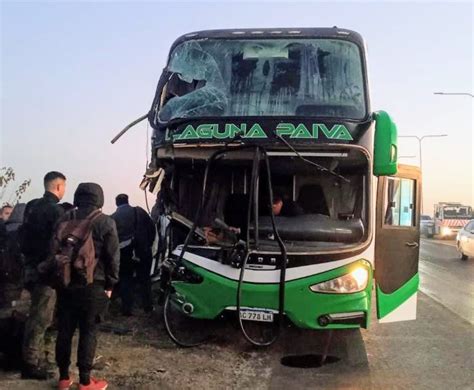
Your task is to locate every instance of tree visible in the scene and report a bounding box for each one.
[0,167,31,207]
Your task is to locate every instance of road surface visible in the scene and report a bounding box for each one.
[419,238,474,324]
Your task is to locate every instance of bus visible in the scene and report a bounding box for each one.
[125,27,421,346]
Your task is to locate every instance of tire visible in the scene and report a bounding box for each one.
[457,243,468,261]
[163,292,210,347]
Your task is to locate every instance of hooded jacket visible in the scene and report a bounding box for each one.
[71,183,120,290]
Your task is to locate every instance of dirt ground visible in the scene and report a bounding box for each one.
[0,296,281,390]
[2,290,473,389]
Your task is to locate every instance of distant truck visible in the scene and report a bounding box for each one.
[433,202,473,238]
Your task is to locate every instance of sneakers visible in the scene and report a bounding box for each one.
[58,378,74,390]
[21,364,53,380]
[79,378,108,390]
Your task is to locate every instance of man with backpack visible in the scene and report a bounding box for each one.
[53,182,119,390]
[111,194,155,316]
[20,171,66,380]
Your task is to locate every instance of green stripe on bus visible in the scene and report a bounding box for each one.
[376,273,419,318]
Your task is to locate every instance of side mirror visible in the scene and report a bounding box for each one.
[373,111,398,176]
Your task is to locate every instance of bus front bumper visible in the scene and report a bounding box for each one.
[171,259,373,330]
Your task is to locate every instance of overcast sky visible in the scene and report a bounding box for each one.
[1,1,472,214]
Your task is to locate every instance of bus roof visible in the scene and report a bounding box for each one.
[169,27,365,55]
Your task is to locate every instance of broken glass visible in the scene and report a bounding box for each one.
[158,38,366,121]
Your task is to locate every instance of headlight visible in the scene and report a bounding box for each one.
[310,267,369,294]
[441,227,452,236]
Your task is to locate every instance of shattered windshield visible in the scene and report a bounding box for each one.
[158,38,366,122]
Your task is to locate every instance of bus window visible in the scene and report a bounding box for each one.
[384,178,415,227]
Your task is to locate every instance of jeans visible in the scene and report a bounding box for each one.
[119,247,153,313]
[55,283,109,375]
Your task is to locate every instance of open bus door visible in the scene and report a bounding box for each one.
[375,164,421,323]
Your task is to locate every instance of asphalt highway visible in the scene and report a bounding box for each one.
[419,238,474,324]
[266,238,474,389]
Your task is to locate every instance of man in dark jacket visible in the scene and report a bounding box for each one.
[111,194,155,316]
[55,183,119,390]
[21,171,66,379]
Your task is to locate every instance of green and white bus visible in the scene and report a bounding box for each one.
[139,27,421,346]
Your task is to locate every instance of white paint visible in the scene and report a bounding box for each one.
[379,292,417,323]
[174,246,374,283]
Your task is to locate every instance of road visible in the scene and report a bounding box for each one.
[419,238,474,324]
[267,239,474,389]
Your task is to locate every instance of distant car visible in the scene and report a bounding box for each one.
[456,219,474,260]
[420,215,434,238]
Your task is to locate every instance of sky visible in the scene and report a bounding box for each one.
[1,0,473,214]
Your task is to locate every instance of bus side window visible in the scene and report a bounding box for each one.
[384,178,416,227]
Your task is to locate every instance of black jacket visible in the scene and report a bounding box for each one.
[21,192,64,283]
[111,204,155,259]
[72,183,120,290]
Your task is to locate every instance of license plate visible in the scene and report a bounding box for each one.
[239,309,274,322]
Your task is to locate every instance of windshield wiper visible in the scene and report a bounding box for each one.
[276,135,350,183]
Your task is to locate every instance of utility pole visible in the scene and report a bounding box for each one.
[398,134,447,171]
[399,134,447,213]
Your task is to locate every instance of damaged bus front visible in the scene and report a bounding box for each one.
[139,28,421,346]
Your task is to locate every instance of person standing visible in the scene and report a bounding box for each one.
[54,183,119,390]
[0,204,14,221]
[111,194,155,316]
[20,171,66,379]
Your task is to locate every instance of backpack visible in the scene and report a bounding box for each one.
[42,209,101,288]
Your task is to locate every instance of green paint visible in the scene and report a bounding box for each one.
[373,111,398,176]
[214,124,232,139]
[376,273,419,319]
[227,123,246,138]
[334,125,354,140]
[291,124,313,139]
[170,122,354,142]
[318,123,338,139]
[275,123,294,137]
[244,124,267,138]
[196,124,215,139]
[171,259,372,330]
[179,125,200,140]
